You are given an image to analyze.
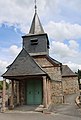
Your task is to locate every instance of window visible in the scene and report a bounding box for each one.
[31,38,38,45]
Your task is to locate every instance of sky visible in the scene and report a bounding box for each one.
[0,0,81,79]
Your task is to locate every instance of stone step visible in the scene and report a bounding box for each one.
[35,105,44,112]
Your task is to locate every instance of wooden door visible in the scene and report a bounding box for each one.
[26,79,42,105]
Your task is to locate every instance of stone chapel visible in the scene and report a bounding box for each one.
[1,6,79,112]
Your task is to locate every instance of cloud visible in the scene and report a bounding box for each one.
[0,0,65,34]
[0,60,8,77]
[0,45,21,78]
[69,40,79,50]
[64,0,81,12]
[49,40,81,72]
[50,40,79,58]
[44,21,81,41]
[9,45,21,57]
[0,0,81,75]
[64,61,81,72]
[0,0,34,33]
[0,0,81,36]
[0,45,21,61]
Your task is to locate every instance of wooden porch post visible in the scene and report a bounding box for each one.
[10,80,14,109]
[47,79,51,105]
[48,79,51,105]
[1,78,6,112]
[17,81,20,105]
[43,76,47,108]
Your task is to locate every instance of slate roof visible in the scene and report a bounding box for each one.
[46,55,62,66]
[29,12,44,34]
[62,65,77,77]
[2,48,46,79]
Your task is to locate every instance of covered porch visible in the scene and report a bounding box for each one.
[1,75,51,112]
[1,49,51,112]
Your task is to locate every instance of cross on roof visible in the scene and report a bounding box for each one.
[35,0,37,13]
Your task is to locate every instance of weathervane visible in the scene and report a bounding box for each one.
[35,0,37,13]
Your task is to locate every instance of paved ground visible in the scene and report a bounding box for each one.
[0,93,81,120]
[0,112,81,120]
[49,93,81,118]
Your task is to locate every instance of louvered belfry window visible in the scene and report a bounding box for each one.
[31,38,38,45]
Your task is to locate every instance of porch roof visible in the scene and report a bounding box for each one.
[2,48,47,79]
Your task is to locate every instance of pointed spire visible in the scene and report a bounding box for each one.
[29,1,45,34]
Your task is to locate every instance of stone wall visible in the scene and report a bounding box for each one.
[34,57,62,81]
[50,81,63,104]
[12,80,25,106]
[34,57,53,67]
[19,80,25,105]
[62,76,79,95]
[44,67,62,81]
[34,57,63,104]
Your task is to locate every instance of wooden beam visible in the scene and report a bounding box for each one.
[43,76,47,108]
[1,78,6,112]
[10,80,14,109]
[47,79,51,105]
[17,81,20,105]
[48,79,51,105]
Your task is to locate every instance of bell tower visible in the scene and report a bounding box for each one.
[22,1,49,56]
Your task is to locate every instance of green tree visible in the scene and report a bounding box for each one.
[0,81,3,90]
[0,81,9,90]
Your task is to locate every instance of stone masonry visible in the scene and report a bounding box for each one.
[62,76,79,95]
[34,56,63,104]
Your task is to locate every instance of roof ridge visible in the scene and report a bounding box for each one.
[46,55,62,65]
